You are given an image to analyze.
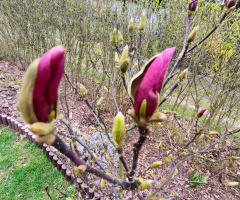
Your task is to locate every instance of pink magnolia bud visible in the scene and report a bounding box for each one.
[18,46,65,124]
[188,0,198,12]
[130,47,175,117]
[197,108,207,118]
[226,1,237,9]
[45,185,49,193]
[33,46,65,122]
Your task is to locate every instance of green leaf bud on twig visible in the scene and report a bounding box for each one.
[112,112,126,150]
[93,153,98,160]
[82,133,87,141]
[128,18,134,34]
[163,154,173,165]
[138,13,145,32]
[133,62,138,68]
[151,161,163,168]
[158,141,162,148]
[187,26,199,44]
[106,155,111,162]
[97,43,102,57]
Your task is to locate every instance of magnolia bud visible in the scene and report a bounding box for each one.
[79,84,87,96]
[225,0,237,14]
[97,97,104,107]
[100,179,105,190]
[119,45,129,69]
[178,69,188,83]
[118,31,123,44]
[197,108,207,118]
[112,112,126,149]
[225,182,238,187]
[103,86,108,93]
[188,0,198,14]
[163,154,173,165]
[45,185,49,193]
[138,13,145,32]
[208,131,217,135]
[151,161,163,168]
[112,28,117,45]
[128,18,134,34]
[187,26,199,44]
[120,58,130,74]
[140,180,153,191]
[97,43,102,57]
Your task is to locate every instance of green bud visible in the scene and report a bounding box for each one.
[138,13,145,32]
[128,18,134,34]
[140,180,152,191]
[97,43,102,57]
[151,161,163,168]
[112,28,117,45]
[112,112,126,149]
[187,26,199,44]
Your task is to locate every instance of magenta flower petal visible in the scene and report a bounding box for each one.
[33,46,65,122]
[189,0,198,12]
[134,47,175,117]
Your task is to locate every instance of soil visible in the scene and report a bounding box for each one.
[0,60,240,200]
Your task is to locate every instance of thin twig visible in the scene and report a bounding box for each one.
[137,33,143,71]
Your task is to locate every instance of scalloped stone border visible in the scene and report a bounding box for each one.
[0,114,102,200]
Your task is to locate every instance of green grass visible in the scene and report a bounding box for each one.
[0,126,76,200]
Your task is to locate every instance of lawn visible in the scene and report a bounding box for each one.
[0,126,76,200]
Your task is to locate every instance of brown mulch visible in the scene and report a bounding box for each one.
[0,60,240,200]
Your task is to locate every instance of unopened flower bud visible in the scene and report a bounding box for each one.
[103,86,108,93]
[45,185,49,193]
[151,161,163,168]
[178,69,188,83]
[97,43,102,57]
[158,141,162,148]
[225,1,237,13]
[138,13,145,32]
[187,26,199,44]
[163,154,173,165]
[112,112,126,149]
[140,180,153,191]
[119,45,129,70]
[208,131,218,135]
[100,179,105,190]
[197,108,207,118]
[112,28,117,45]
[188,0,198,14]
[180,152,186,156]
[97,97,104,107]
[120,58,130,74]
[128,18,134,34]
[79,84,87,96]
[225,182,238,187]
[118,31,123,44]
